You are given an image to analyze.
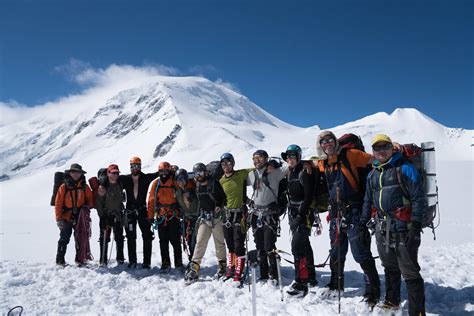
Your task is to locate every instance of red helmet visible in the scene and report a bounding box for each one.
[158,161,171,171]
[130,156,142,164]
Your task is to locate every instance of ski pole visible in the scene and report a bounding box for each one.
[247,249,259,316]
[101,228,107,265]
[336,187,342,314]
[275,252,284,302]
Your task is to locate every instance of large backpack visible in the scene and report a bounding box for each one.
[333,133,370,202]
[50,170,86,206]
[206,160,224,181]
[397,143,439,236]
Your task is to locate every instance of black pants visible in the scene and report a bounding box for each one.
[251,211,279,279]
[56,221,74,263]
[223,210,246,257]
[289,207,316,283]
[99,213,125,264]
[376,229,425,315]
[124,208,153,265]
[157,217,182,267]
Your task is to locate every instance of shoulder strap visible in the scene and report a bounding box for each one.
[338,148,359,186]
[395,165,410,199]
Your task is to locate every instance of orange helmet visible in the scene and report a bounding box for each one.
[130,156,142,164]
[158,161,171,171]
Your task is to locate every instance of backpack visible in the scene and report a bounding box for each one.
[206,160,224,181]
[50,170,86,206]
[335,133,370,202]
[338,133,365,152]
[396,143,439,235]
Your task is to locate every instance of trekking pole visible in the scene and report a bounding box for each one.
[336,187,342,314]
[275,251,284,302]
[101,228,107,265]
[247,249,259,316]
[108,229,114,264]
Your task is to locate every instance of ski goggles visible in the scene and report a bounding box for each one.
[372,143,393,152]
[319,138,336,145]
[130,163,141,170]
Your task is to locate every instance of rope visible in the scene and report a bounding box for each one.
[74,207,93,263]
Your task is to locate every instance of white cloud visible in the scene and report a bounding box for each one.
[214,78,240,93]
[0,100,30,126]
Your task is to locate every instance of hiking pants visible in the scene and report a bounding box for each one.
[56,221,74,262]
[124,207,153,265]
[99,214,125,262]
[191,219,226,265]
[157,217,182,267]
[251,212,279,279]
[376,229,425,315]
[289,206,316,283]
[223,209,246,257]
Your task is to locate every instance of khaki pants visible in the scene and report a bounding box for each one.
[191,219,226,265]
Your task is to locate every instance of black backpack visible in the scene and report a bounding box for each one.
[206,160,224,181]
[50,170,86,206]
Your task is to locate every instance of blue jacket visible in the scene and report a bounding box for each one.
[360,151,426,232]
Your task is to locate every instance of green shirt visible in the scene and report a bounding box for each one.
[219,169,253,209]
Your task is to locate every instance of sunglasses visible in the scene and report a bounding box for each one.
[130,164,141,170]
[372,143,393,152]
[320,138,336,145]
[109,172,119,175]
[159,170,171,175]
[286,153,298,160]
[194,171,206,178]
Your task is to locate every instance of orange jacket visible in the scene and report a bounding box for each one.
[55,181,94,221]
[147,177,179,219]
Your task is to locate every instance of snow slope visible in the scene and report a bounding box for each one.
[0,75,473,315]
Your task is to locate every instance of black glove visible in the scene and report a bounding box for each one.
[358,226,371,247]
[406,221,422,251]
[290,215,304,232]
[56,220,66,230]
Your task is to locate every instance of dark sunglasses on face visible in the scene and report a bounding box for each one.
[194,171,206,179]
[372,143,393,152]
[320,138,336,145]
[286,154,298,160]
[159,170,170,175]
[130,164,141,170]
[109,172,119,176]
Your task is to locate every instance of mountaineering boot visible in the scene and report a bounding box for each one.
[116,239,125,264]
[287,281,309,297]
[233,256,246,283]
[185,261,200,284]
[379,301,400,311]
[215,260,227,280]
[360,259,380,308]
[56,242,67,266]
[225,252,236,280]
[160,258,171,273]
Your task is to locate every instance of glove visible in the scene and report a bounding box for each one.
[56,220,66,230]
[405,221,422,252]
[358,226,371,248]
[290,215,304,232]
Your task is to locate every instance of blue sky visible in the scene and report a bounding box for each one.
[0,0,472,128]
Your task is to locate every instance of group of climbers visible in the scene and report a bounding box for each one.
[53,131,427,315]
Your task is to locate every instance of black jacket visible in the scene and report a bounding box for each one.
[287,163,314,216]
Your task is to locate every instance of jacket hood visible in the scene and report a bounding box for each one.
[316,130,341,160]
